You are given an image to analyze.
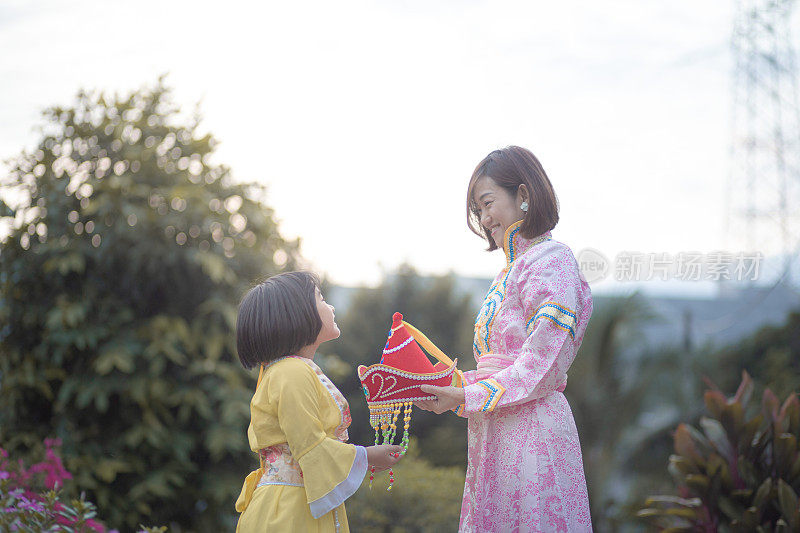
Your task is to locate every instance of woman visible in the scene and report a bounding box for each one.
[418,146,593,532]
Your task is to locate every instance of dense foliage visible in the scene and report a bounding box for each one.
[346,442,466,532]
[0,439,165,533]
[0,79,299,530]
[639,371,800,532]
[1,438,106,532]
[714,311,800,400]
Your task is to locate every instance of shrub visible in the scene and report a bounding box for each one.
[0,438,108,532]
[0,439,169,532]
[638,371,800,532]
[346,442,465,532]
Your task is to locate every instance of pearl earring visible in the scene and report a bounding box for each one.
[520,201,529,212]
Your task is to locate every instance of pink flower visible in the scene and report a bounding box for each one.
[85,518,106,532]
[261,446,282,463]
[25,440,72,489]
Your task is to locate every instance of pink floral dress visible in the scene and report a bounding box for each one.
[457,221,593,532]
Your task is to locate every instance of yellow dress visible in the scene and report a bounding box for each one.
[235,356,367,533]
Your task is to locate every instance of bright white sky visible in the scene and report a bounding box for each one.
[3,0,792,288]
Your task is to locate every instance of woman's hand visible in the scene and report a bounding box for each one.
[415,385,465,414]
[365,444,404,472]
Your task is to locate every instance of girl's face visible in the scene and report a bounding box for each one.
[472,176,528,249]
[315,287,340,343]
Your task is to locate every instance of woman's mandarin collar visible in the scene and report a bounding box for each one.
[501,220,552,266]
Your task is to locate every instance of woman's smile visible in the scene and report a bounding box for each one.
[471,175,529,249]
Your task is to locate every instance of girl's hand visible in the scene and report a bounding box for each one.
[366,445,404,472]
[416,385,465,414]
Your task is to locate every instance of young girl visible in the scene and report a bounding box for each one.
[234,271,402,532]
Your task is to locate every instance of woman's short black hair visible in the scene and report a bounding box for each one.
[236,271,322,369]
[467,146,560,251]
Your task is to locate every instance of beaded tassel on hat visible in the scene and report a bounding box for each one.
[367,401,413,491]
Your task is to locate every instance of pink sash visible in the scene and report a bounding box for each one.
[476,354,567,393]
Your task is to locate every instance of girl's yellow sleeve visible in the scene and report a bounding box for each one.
[269,358,367,518]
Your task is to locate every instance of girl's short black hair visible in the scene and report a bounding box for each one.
[236,271,322,369]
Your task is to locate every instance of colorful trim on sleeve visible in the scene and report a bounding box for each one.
[308,445,368,519]
[451,369,466,416]
[526,302,577,338]
[475,378,506,412]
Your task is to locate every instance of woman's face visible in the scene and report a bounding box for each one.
[472,176,528,249]
[315,287,340,343]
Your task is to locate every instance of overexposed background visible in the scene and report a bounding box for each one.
[1,0,778,287]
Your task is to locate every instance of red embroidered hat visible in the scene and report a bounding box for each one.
[358,312,463,491]
[380,312,438,374]
[358,312,458,405]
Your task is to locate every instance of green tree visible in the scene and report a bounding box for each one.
[713,311,800,400]
[0,78,298,530]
